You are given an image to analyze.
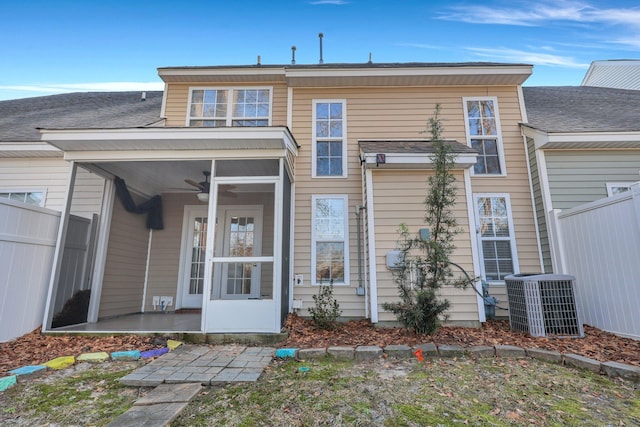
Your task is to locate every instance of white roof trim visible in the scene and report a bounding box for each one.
[285,65,532,79]
[522,126,640,150]
[361,152,477,169]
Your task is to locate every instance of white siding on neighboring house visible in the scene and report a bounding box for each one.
[545,150,640,210]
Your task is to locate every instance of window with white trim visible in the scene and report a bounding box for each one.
[464,98,505,175]
[188,88,271,127]
[313,100,347,177]
[0,190,45,207]
[606,182,635,197]
[312,195,349,285]
[474,194,518,282]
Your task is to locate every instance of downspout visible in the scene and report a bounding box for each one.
[355,205,366,298]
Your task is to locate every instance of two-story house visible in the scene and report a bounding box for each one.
[0,61,542,336]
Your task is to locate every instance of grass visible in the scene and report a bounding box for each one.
[0,362,146,426]
[174,357,640,426]
[1,356,638,426]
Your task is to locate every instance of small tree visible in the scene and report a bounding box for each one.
[383,105,469,335]
[308,281,342,330]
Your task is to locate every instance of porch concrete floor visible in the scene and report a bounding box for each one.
[51,312,201,333]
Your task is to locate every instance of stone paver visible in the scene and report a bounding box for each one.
[135,383,202,406]
[563,353,602,373]
[495,345,526,358]
[9,365,47,381]
[413,343,439,357]
[105,402,188,427]
[120,345,274,386]
[355,346,383,361]
[601,361,640,381]
[44,356,75,370]
[526,348,563,364]
[0,375,17,392]
[468,346,495,358]
[298,348,327,359]
[438,345,466,358]
[78,352,110,363]
[384,345,413,359]
[327,346,355,359]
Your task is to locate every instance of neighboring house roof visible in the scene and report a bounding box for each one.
[581,60,640,90]
[522,86,640,133]
[0,91,163,142]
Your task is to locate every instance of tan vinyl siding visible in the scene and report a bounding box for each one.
[163,82,289,127]
[370,170,479,324]
[546,150,640,210]
[527,138,553,273]
[143,192,276,312]
[466,89,542,300]
[290,85,539,320]
[99,194,149,318]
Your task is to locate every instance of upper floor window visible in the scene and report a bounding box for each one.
[0,190,45,207]
[188,88,271,127]
[463,98,505,176]
[312,100,347,178]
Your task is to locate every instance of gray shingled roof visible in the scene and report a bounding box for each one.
[359,139,477,154]
[0,91,163,142]
[523,86,640,133]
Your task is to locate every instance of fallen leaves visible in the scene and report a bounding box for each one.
[282,314,640,368]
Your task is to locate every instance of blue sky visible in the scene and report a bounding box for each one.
[1,0,639,100]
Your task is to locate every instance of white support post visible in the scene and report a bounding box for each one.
[364,169,378,323]
[547,209,567,274]
[140,229,153,313]
[464,169,486,322]
[42,162,78,332]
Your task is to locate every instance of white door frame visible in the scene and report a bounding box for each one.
[176,205,209,309]
[214,205,264,300]
[200,159,283,333]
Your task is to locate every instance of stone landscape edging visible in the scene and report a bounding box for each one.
[281,343,640,383]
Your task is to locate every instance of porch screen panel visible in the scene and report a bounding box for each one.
[280,170,291,324]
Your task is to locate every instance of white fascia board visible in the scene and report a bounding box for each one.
[158,67,286,80]
[40,126,293,142]
[62,148,287,162]
[0,142,61,152]
[361,152,477,168]
[284,65,532,79]
[544,131,640,146]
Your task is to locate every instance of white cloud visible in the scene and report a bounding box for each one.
[309,0,348,5]
[0,82,164,94]
[467,47,589,68]
[396,42,442,50]
[439,1,640,27]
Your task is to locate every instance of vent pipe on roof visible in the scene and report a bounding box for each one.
[368,52,372,64]
[318,32,324,64]
[140,91,146,101]
[291,46,296,65]
[257,55,261,66]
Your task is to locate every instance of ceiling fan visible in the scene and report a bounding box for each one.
[184,171,236,200]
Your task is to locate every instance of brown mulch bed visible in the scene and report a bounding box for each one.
[281,314,640,367]
[2,316,638,378]
[0,328,163,377]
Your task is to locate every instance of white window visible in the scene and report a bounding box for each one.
[312,195,349,285]
[606,182,635,197]
[474,194,519,283]
[0,190,46,207]
[312,100,347,178]
[188,88,271,127]
[463,97,505,176]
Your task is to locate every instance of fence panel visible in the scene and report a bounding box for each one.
[555,187,640,339]
[0,200,60,342]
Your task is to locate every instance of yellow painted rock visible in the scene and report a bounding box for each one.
[44,356,75,370]
[167,339,183,351]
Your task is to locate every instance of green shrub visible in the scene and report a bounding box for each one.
[309,283,341,330]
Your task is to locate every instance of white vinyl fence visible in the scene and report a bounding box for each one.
[0,199,60,342]
[550,184,640,339]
